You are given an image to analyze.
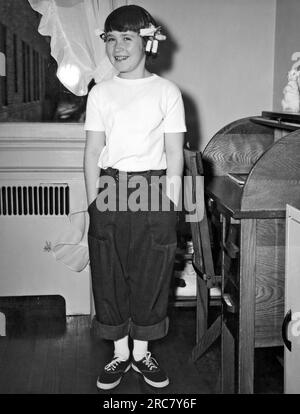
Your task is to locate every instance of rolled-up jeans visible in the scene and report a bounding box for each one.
[88,167,178,341]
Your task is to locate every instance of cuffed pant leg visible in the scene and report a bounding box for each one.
[130,317,170,341]
[88,204,131,340]
[91,317,130,341]
[128,210,177,341]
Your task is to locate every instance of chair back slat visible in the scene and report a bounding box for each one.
[184,148,215,278]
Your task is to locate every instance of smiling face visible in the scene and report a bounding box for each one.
[105,31,147,79]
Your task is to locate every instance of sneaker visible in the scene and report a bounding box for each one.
[132,351,169,388]
[96,356,131,390]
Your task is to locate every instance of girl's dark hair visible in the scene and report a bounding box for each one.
[104,5,157,33]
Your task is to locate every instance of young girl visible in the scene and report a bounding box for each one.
[84,5,186,390]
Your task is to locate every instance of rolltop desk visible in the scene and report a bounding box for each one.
[202,111,300,393]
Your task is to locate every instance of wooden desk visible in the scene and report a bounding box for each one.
[202,111,300,393]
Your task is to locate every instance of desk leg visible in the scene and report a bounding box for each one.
[221,213,235,393]
[238,219,256,394]
[221,320,235,393]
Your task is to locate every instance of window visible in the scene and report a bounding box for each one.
[36,53,40,99]
[22,41,27,102]
[33,50,36,100]
[0,3,56,121]
[27,44,31,102]
[33,50,40,101]
[13,34,18,93]
[0,22,8,106]
[22,41,33,103]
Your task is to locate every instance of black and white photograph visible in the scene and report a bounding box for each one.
[0,0,300,400]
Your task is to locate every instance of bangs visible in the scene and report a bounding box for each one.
[104,5,157,33]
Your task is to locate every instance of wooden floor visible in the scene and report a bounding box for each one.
[0,306,283,394]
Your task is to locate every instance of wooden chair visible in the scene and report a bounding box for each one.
[183,148,222,361]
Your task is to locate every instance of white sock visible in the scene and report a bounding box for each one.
[133,339,148,361]
[114,335,130,361]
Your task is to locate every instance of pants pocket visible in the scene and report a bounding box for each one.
[147,210,177,247]
[87,198,96,213]
[88,209,116,241]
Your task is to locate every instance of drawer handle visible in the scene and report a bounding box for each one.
[282,309,292,352]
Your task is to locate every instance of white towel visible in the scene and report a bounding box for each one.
[51,177,90,272]
[52,210,90,272]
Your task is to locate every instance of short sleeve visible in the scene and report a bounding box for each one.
[163,85,187,133]
[84,86,105,131]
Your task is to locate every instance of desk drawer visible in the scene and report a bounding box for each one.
[207,203,241,296]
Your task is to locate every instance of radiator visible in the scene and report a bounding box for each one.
[0,123,91,315]
[0,184,70,216]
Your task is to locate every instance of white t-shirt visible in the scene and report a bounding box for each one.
[84,74,186,171]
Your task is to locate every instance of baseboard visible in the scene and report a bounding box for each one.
[0,295,66,337]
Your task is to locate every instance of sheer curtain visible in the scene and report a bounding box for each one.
[28,0,127,96]
[26,0,127,271]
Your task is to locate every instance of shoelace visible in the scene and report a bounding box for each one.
[104,357,125,372]
[143,352,158,371]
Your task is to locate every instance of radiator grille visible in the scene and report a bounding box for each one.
[0,185,70,216]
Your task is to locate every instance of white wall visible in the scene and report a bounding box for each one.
[273,0,300,111]
[130,0,276,150]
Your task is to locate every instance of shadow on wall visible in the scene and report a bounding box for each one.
[181,92,202,150]
[147,19,203,150]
